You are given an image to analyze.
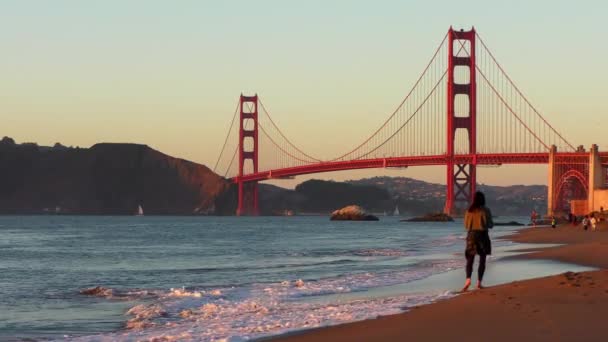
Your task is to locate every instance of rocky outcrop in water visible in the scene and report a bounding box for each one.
[402,212,454,222]
[330,205,379,221]
[494,221,525,226]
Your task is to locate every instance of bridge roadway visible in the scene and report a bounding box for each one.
[234,152,608,183]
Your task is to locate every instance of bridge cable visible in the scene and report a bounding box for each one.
[452,38,552,151]
[258,122,320,165]
[355,70,448,160]
[213,100,240,173]
[223,102,254,178]
[258,98,322,162]
[329,32,449,161]
[475,33,575,151]
[339,34,469,160]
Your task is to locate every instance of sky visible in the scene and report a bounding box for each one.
[1,0,607,187]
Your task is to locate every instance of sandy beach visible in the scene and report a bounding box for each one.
[270,222,608,342]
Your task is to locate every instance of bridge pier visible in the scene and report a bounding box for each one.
[445,27,477,215]
[546,145,557,216]
[236,94,260,216]
[237,180,259,216]
[547,145,608,216]
[588,144,608,213]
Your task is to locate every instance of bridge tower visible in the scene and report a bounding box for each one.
[237,94,259,216]
[445,27,477,215]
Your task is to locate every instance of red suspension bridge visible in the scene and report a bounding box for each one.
[214,27,608,216]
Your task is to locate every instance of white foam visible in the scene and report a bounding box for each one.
[125,303,168,330]
[68,257,464,342]
[70,289,453,342]
[352,248,409,257]
[168,287,203,298]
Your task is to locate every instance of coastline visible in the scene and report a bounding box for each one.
[268,223,608,342]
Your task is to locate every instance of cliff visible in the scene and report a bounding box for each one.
[0,137,229,215]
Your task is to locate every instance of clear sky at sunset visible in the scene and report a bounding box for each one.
[2,0,606,187]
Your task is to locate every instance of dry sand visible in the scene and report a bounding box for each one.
[270,222,608,342]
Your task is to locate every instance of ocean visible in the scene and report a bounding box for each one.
[0,216,593,341]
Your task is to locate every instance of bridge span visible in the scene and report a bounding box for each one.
[214,27,608,216]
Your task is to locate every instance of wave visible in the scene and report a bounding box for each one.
[428,234,466,248]
[351,248,410,257]
[79,286,156,301]
[70,256,465,342]
[163,258,366,274]
[70,289,454,342]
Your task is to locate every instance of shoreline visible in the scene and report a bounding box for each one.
[268,223,608,342]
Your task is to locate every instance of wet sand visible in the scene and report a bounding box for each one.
[270,222,608,342]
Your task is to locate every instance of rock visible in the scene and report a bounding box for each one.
[402,212,454,222]
[494,221,525,226]
[330,205,379,221]
[80,286,113,297]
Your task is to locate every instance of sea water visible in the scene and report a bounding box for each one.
[0,216,592,341]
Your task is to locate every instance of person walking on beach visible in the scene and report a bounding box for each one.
[590,215,597,231]
[462,191,494,292]
[582,215,589,231]
[531,209,537,227]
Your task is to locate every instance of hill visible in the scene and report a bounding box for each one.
[0,137,228,215]
[348,176,547,215]
[251,177,548,216]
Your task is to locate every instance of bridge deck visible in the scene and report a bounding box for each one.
[233,152,608,183]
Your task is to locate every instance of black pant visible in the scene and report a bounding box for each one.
[465,253,486,281]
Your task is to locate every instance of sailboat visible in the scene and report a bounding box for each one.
[136,205,144,216]
[393,205,400,216]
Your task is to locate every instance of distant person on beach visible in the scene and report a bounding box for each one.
[582,215,589,231]
[462,191,494,292]
[531,209,537,227]
[590,215,597,231]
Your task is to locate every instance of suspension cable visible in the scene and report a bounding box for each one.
[329,32,449,161]
[355,70,448,160]
[258,98,322,162]
[213,100,240,173]
[475,33,575,151]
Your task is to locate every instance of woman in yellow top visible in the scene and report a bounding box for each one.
[462,191,493,292]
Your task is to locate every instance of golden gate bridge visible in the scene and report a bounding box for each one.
[213,27,608,216]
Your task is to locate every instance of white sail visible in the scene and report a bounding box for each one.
[393,205,400,216]
[137,205,144,216]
